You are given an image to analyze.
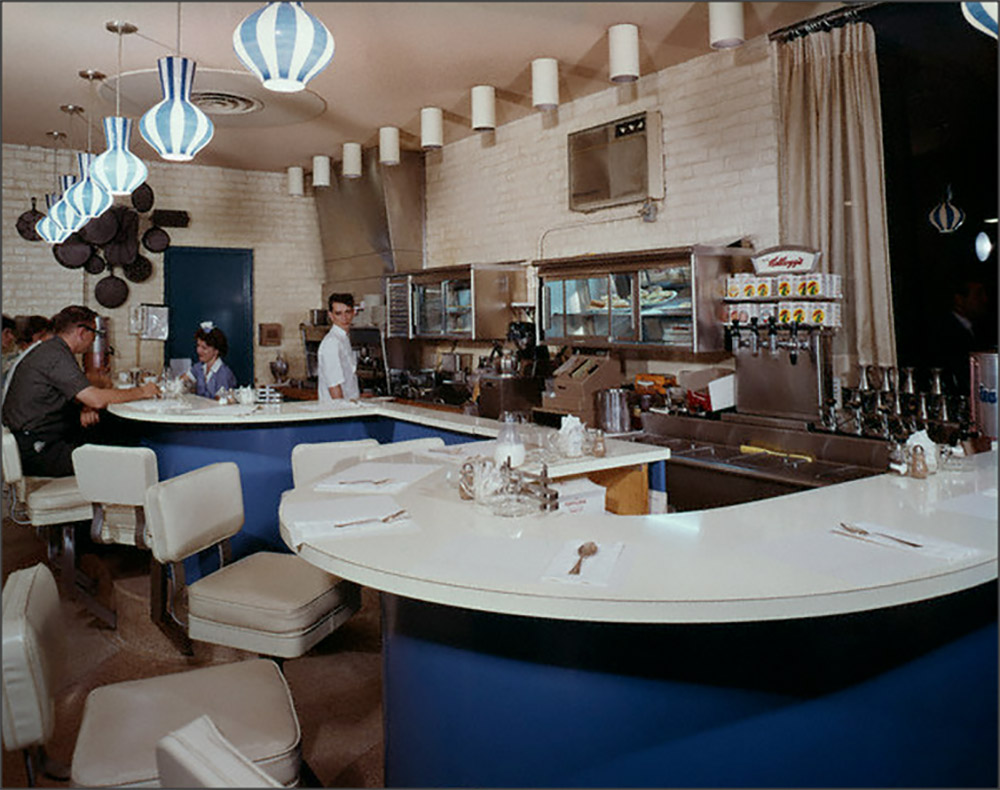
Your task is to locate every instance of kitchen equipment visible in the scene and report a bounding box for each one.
[16,197,45,241]
[142,226,170,253]
[539,354,620,428]
[969,351,998,439]
[104,206,140,266]
[478,373,542,419]
[597,388,631,434]
[83,250,107,275]
[52,235,92,269]
[131,183,154,213]
[270,352,289,384]
[94,274,129,308]
[123,254,153,283]
[309,308,329,326]
[82,315,113,375]
[79,210,120,246]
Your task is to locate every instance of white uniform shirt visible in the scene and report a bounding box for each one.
[317,324,359,401]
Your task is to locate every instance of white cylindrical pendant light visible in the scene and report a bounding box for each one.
[531,58,559,110]
[471,85,495,131]
[379,126,400,165]
[312,155,331,187]
[709,2,745,49]
[288,165,304,196]
[342,142,362,178]
[608,23,639,83]
[421,107,443,149]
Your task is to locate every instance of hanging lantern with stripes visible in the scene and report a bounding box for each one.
[961,2,998,38]
[36,194,73,245]
[928,185,966,233]
[92,117,148,195]
[233,2,335,93]
[49,174,86,234]
[64,152,113,219]
[139,56,214,162]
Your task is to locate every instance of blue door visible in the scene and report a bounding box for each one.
[164,247,254,386]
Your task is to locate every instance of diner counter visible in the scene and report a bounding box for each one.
[279,449,998,624]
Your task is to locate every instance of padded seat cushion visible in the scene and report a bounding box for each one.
[25,477,91,525]
[71,658,300,788]
[188,552,349,635]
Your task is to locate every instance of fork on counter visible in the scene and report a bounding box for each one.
[334,509,409,528]
[839,522,922,548]
[336,478,392,486]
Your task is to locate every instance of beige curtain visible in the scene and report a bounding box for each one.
[777,22,897,378]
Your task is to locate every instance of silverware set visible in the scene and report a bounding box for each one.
[336,478,392,486]
[833,522,923,548]
[334,509,409,528]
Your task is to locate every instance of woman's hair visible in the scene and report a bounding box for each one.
[194,326,228,357]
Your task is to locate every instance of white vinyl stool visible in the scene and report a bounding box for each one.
[359,436,445,460]
[290,438,379,487]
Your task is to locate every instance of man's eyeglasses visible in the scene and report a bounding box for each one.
[77,324,105,336]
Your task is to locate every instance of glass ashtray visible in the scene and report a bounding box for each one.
[489,493,541,518]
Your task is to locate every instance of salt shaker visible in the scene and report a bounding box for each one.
[459,461,475,500]
[909,445,929,479]
[591,429,607,458]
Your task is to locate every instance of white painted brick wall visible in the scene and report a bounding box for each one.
[2,146,324,383]
[425,37,781,264]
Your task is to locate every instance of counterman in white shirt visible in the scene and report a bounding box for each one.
[317,292,360,402]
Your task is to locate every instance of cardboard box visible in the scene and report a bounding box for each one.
[553,477,607,514]
[678,367,736,411]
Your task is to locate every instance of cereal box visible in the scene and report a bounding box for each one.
[804,273,821,297]
[777,302,793,324]
[776,274,794,297]
[790,302,807,324]
[754,277,771,298]
[741,276,757,299]
[793,274,809,297]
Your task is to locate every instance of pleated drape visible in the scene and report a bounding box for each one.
[777,22,897,376]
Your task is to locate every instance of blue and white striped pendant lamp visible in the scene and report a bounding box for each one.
[961,2,998,38]
[64,152,113,219]
[139,56,214,162]
[929,185,966,233]
[233,2,335,93]
[36,194,73,244]
[49,187,86,235]
[92,117,148,196]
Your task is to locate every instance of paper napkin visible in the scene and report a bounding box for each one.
[313,461,440,494]
[542,540,625,586]
[284,494,417,548]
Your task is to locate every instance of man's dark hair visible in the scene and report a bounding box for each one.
[194,326,229,357]
[2,314,14,333]
[328,292,355,311]
[22,315,53,343]
[51,305,97,335]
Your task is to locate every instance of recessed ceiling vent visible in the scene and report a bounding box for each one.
[190,91,263,116]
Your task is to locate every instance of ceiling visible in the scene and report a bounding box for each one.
[1,2,842,174]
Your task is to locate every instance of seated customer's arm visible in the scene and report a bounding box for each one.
[328,383,344,399]
[76,381,160,409]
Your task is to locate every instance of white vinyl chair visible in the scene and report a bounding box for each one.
[359,436,445,460]
[144,461,360,659]
[156,714,282,788]
[71,444,159,548]
[290,438,379,488]
[1,563,302,788]
[1,426,112,625]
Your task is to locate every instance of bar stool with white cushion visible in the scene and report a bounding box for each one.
[144,461,360,658]
[1,563,302,788]
[359,436,445,460]
[71,444,159,547]
[290,438,379,488]
[156,714,282,788]
[0,426,111,623]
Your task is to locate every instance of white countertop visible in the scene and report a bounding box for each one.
[108,394,670,478]
[279,450,998,625]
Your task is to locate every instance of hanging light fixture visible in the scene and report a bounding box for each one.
[709,3,745,49]
[49,173,86,234]
[608,24,639,83]
[287,166,305,196]
[63,76,113,220]
[929,185,966,233]
[961,2,998,38]
[92,21,148,196]
[471,85,495,131]
[140,3,214,162]
[233,1,335,93]
[975,231,993,261]
[36,132,73,244]
[342,142,362,178]
[531,58,559,110]
[421,107,443,149]
[312,155,331,187]
[379,127,400,165]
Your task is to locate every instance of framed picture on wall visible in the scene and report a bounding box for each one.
[259,323,282,346]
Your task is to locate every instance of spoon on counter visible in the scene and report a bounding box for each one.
[568,541,599,575]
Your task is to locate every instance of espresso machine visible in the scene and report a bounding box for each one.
[477,322,548,419]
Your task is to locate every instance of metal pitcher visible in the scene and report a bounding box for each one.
[597,388,631,434]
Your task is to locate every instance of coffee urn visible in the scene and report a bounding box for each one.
[82,315,113,376]
[970,351,998,440]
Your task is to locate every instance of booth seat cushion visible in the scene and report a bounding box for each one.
[71,659,300,788]
[25,477,91,525]
[156,714,282,788]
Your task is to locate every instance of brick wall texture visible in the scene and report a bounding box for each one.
[3,38,780,382]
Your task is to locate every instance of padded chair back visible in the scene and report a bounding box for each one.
[156,714,282,788]
[2,425,23,485]
[144,462,244,564]
[359,436,445,460]
[1,563,63,751]
[291,439,379,488]
[71,444,158,507]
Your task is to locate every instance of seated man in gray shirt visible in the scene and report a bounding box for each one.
[2,305,160,477]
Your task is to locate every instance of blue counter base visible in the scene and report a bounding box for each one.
[382,586,997,788]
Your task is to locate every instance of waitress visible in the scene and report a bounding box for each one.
[183,322,238,398]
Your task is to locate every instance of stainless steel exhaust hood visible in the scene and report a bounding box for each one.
[313,147,425,286]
